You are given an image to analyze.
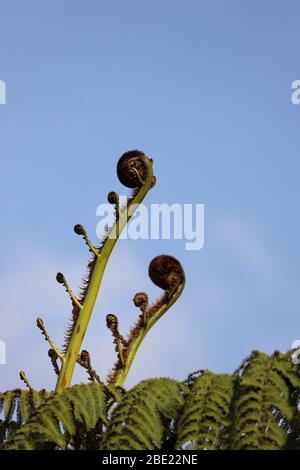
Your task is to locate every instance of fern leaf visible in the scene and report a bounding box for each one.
[103,378,184,450]
[4,382,111,450]
[230,351,295,450]
[176,371,235,450]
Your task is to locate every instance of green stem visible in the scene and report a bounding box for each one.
[55,157,154,393]
[114,281,185,388]
[37,318,65,362]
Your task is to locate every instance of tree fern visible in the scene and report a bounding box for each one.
[1,154,300,451]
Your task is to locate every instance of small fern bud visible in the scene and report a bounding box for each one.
[56,272,83,311]
[73,224,99,258]
[133,292,149,325]
[133,292,148,311]
[56,272,65,284]
[48,349,60,375]
[74,224,85,235]
[19,371,26,382]
[19,371,33,390]
[106,314,118,333]
[48,348,56,358]
[36,317,44,331]
[107,191,121,221]
[106,314,124,367]
[107,191,119,204]
[80,349,90,367]
[149,255,185,291]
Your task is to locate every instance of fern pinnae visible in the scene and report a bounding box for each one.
[176,371,235,450]
[103,389,158,449]
[2,391,16,424]
[229,351,296,450]
[4,382,111,450]
[103,378,184,450]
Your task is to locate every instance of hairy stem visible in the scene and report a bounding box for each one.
[55,156,154,393]
[114,280,185,388]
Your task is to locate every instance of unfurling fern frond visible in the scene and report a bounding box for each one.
[3,382,114,450]
[103,378,185,450]
[176,371,236,450]
[229,351,300,450]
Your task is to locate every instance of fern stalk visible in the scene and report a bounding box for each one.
[114,281,185,388]
[55,156,154,393]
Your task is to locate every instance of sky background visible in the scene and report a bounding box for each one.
[1,0,300,391]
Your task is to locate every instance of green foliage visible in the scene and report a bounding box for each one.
[1,153,299,450]
[0,388,49,445]
[176,371,236,450]
[103,378,186,450]
[2,383,111,450]
[229,351,300,450]
[1,351,300,450]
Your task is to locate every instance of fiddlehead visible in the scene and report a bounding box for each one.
[106,314,126,367]
[107,255,185,387]
[117,150,156,189]
[77,350,101,383]
[36,317,64,364]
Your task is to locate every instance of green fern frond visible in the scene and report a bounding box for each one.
[4,382,112,450]
[230,351,297,450]
[0,388,49,425]
[103,378,185,450]
[0,388,50,446]
[176,371,236,450]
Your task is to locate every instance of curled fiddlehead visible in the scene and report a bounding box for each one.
[117,150,156,189]
[149,255,185,292]
[76,350,101,383]
[107,255,185,387]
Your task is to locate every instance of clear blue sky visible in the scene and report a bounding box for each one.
[1,0,300,391]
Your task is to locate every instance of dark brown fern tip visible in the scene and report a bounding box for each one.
[106,314,119,334]
[149,255,185,292]
[79,349,90,368]
[36,317,44,330]
[19,371,26,382]
[48,348,56,358]
[107,191,119,204]
[74,224,85,235]
[56,272,65,284]
[48,348,60,375]
[133,292,148,311]
[78,349,101,383]
[117,150,156,188]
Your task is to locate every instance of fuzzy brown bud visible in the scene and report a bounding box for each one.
[148,255,185,291]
